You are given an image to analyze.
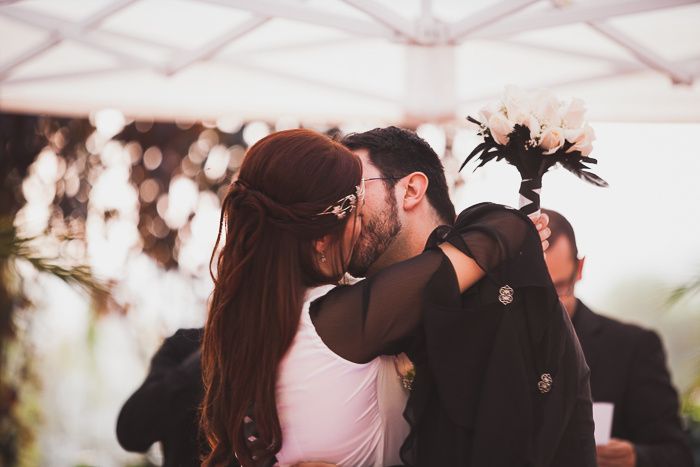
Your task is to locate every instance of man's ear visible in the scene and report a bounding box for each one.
[576,256,585,282]
[401,172,429,211]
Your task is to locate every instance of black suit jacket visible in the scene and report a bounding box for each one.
[572,300,693,467]
[400,204,596,467]
[116,328,218,467]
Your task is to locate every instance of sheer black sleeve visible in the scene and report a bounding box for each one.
[310,203,537,363]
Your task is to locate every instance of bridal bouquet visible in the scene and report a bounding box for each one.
[461,86,607,219]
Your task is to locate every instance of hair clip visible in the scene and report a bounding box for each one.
[316,181,365,220]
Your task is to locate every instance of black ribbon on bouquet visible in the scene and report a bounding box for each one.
[519,178,542,218]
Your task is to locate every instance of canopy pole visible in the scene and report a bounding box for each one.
[404,45,456,123]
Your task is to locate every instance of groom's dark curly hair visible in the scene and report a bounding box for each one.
[341,126,456,224]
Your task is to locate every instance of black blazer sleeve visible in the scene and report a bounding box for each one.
[627,330,693,467]
[116,328,204,452]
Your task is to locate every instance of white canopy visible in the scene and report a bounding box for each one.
[1,0,699,124]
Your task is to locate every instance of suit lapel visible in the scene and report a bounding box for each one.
[571,300,604,373]
[571,300,602,340]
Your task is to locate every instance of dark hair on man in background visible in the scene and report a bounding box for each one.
[342,126,456,224]
[541,208,579,260]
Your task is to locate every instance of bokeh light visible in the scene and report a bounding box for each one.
[92,109,126,140]
[242,121,270,146]
[143,146,163,171]
[216,116,243,134]
[203,145,230,181]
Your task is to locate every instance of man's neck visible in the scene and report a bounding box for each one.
[563,296,579,320]
[366,217,441,276]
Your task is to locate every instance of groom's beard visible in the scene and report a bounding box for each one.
[348,193,401,278]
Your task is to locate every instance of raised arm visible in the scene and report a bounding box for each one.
[311,204,539,364]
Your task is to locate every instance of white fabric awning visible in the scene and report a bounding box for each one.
[1,0,699,124]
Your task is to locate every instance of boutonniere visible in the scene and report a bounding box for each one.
[394,352,415,391]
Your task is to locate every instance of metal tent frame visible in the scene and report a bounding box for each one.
[1,0,698,122]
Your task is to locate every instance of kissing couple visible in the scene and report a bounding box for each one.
[200,126,596,466]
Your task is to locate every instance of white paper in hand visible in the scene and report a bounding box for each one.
[592,402,614,445]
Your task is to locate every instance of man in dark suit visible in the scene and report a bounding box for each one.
[116,328,213,467]
[542,208,693,467]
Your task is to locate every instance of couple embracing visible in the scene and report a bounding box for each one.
[200,126,596,467]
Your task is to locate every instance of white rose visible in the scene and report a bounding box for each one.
[562,98,586,129]
[566,124,595,156]
[533,90,562,127]
[577,142,593,157]
[539,126,565,154]
[479,102,498,124]
[525,115,541,140]
[488,113,514,146]
[564,127,585,145]
[503,86,532,123]
[512,111,531,126]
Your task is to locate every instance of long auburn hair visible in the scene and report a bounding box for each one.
[200,129,363,466]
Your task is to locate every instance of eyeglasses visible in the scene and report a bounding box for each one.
[362,176,402,183]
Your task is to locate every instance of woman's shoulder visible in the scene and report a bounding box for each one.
[305,284,337,303]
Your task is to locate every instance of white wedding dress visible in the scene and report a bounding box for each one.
[274,285,410,467]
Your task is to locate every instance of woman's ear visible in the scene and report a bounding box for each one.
[401,172,429,211]
[314,234,337,277]
[314,235,332,256]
